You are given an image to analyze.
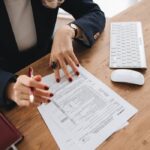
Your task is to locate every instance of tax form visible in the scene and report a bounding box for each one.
[38,66,138,150]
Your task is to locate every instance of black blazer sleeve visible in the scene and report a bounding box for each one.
[0,68,16,109]
[61,0,106,47]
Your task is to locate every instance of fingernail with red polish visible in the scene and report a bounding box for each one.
[50,93,54,97]
[36,77,41,82]
[75,71,80,76]
[44,86,49,90]
[47,99,51,103]
[56,78,60,83]
[68,77,73,82]
[31,87,34,92]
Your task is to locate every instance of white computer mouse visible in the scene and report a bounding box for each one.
[111,69,144,85]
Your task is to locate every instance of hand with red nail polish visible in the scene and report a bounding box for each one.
[49,25,80,82]
[6,74,53,107]
[68,77,73,82]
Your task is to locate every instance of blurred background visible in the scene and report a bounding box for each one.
[92,0,142,17]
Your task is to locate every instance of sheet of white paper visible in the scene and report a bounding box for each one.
[38,66,138,150]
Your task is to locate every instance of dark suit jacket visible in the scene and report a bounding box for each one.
[0,0,106,109]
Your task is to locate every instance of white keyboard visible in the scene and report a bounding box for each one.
[110,22,147,69]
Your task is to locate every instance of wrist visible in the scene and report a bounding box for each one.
[56,25,75,39]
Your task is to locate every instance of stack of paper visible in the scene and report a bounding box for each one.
[38,66,138,150]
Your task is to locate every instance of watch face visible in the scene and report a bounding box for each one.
[70,23,76,29]
[69,24,78,38]
[70,23,77,29]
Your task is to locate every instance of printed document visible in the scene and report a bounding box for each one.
[38,66,138,150]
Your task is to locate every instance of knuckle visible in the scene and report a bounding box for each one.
[17,75,25,81]
[19,103,24,107]
[15,99,20,106]
[14,82,21,91]
[16,77,20,83]
[57,52,63,57]
[65,48,72,55]
[61,65,66,70]
[14,91,18,97]
[64,49,70,54]
[13,84,17,91]
[28,79,33,86]
[63,68,69,75]
[68,47,73,52]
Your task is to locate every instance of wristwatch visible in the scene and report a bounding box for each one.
[68,23,78,38]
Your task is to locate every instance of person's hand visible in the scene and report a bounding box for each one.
[6,75,53,107]
[50,25,80,82]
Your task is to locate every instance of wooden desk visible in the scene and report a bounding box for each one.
[4,0,150,149]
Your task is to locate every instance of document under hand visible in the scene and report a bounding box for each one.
[38,66,138,150]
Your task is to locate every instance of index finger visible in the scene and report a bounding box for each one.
[18,75,49,90]
[58,58,73,82]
